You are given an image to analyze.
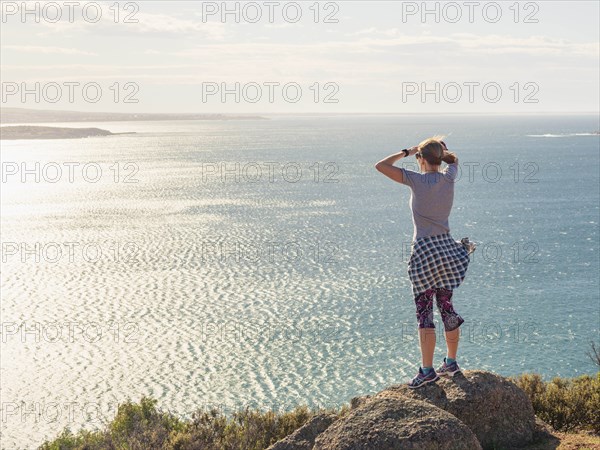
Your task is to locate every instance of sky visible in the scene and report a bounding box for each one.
[1,0,599,114]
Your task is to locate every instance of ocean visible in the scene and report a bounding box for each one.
[1,114,599,448]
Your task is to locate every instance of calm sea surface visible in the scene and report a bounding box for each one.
[1,115,599,448]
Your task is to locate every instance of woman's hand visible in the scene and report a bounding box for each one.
[408,146,419,156]
[440,141,452,157]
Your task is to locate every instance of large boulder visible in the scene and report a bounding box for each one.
[266,412,338,450]
[374,370,537,449]
[312,396,481,450]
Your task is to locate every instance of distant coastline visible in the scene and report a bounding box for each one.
[0,107,268,124]
[0,125,135,140]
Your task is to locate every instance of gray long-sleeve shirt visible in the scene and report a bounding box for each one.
[398,162,459,241]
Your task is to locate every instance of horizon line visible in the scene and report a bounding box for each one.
[1,107,599,116]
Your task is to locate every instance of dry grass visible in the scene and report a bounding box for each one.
[511,372,600,434]
[526,430,600,450]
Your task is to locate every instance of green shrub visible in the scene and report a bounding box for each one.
[41,398,340,450]
[38,427,102,450]
[512,372,600,434]
[40,396,186,450]
[170,403,339,450]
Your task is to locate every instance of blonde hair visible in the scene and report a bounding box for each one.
[417,134,457,166]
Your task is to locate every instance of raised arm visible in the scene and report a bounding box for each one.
[375,146,419,184]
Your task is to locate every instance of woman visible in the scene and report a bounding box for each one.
[375,136,476,389]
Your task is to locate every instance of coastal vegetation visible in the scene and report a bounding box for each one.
[40,343,600,450]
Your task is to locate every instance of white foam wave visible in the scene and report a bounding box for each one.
[526,132,599,137]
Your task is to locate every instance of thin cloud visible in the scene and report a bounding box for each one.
[3,45,96,56]
[345,30,599,57]
[19,10,231,41]
[131,12,230,40]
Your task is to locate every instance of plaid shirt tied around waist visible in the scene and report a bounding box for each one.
[407,233,477,297]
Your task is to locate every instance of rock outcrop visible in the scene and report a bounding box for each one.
[313,396,481,450]
[267,413,338,450]
[267,370,547,450]
[374,370,538,449]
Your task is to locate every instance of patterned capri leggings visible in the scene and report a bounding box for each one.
[415,287,465,331]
